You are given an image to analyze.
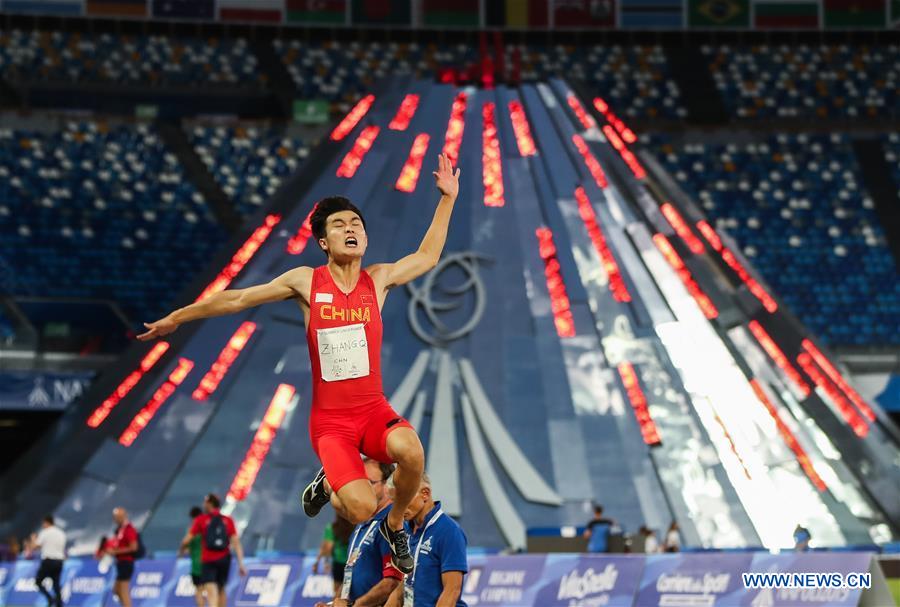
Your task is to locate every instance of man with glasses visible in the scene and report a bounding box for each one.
[318,459,402,607]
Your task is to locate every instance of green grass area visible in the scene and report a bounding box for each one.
[887,577,900,607]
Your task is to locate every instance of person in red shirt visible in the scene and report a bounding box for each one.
[180,493,247,607]
[140,154,461,575]
[101,507,138,607]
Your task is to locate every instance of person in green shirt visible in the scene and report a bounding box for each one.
[178,506,205,607]
[314,515,354,599]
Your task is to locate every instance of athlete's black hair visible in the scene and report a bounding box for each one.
[310,196,366,244]
[205,493,221,509]
[189,506,202,519]
[43,515,54,525]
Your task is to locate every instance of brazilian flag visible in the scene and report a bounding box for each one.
[688,0,750,26]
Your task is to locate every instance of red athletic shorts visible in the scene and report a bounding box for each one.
[309,399,412,494]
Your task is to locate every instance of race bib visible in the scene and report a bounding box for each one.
[403,584,414,607]
[317,323,370,382]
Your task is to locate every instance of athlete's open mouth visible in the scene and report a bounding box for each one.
[345,236,358,248]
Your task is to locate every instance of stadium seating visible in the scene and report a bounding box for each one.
[0,29,263,87]
[0,122,227,326]
[704,44,900,120]
[650,133,900,346]
[275,40,684,119]
[510,44,686,120]
[884,133,900,196]
[190,125,310,219]
[274,39,467,113]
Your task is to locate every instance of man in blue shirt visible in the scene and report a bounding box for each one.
[388,473,467,607]
[319,459,403,607]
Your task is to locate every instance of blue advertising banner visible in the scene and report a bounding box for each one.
[64,560,113,607]
[232,558,304,607]
[737,552,874,607]
[166,559,203,607]
[0,371,93,411]
[5,559,81,607]
[0,564,12,606]
[290,557,336,607]
[636,553,755,607]
[102,558,177,607]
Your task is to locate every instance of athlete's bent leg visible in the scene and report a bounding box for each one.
[331,478,377,524]
[385,427,425,530]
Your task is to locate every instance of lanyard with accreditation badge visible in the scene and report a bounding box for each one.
[403,508,444,607]
[340,519,381,600]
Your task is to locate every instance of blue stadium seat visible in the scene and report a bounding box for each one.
[0,29,263,87]
[0,122,228,326]
[649,132,900,346]
[703,44,899,120]
[190,125,310,219]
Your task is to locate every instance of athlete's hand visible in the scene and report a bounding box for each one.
[433,153,460,199]
[137,315,179,341]
[239,564,248,577]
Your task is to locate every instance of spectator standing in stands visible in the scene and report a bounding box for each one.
[102,507,139,607]
[583,505,615,553]
[318,459,401,607]
[387,473,467,607]
[28,515,66,607]
[177,506,205,607]
[663,521,681,552]
[181,493,247,607]
[314,515,354,599]
[793,524,811,551]
[639,526,660,554]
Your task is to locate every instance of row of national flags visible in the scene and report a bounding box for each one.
[1,0,896,28]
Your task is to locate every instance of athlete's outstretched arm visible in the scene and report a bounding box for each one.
[136,266,311,341]
[371,153,460,289]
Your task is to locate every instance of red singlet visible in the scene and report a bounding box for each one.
[307,265,385,410]
[306,265,411,493]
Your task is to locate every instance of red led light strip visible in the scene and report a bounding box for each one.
[192,322,257,401]
[660,203,705,255]
[388,94,420,131]
[593,97,637,144]
[86,342,170,428]
[118,358,194,447]
[286,209,314,255]
[747,320,810,397]
[508,100,536,157]
[336,125,380,178]
[575,187,631,302]
[652,233,717,319]
[797,353,869,438]
[330,94,375,141]
[566,92,596,130]
[572,135,609,189]
[227,383,296,501]
[395,133,430,193]
[442,92,468,165]
[696,220,778,313]
[801,339,876,422]
[713,409,752,480]
[617,362,661,445]
[749,379,827,491]
[197,214,281,302]
[482,102,504,207]
[535,227,576,338]
[602,125,646,180]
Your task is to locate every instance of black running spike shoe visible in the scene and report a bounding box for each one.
[379,517,415,574]
[301,467,330,518]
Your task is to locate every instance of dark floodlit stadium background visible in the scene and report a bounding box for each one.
[0,1,899,606]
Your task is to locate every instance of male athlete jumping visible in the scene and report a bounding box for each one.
[138,154,460,574]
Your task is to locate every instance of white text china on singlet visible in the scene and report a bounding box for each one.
[317,323,370,382]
